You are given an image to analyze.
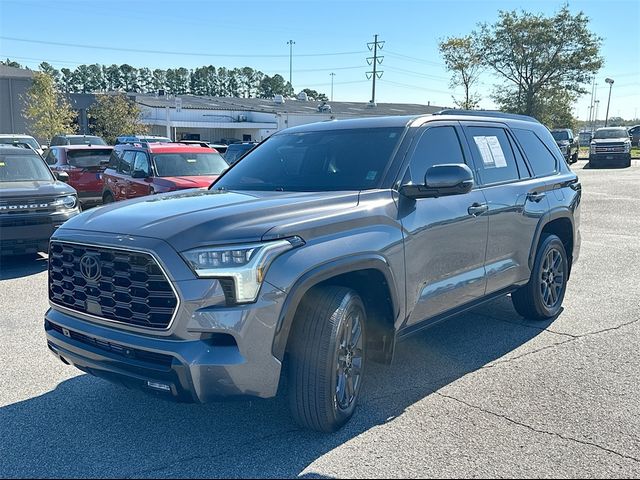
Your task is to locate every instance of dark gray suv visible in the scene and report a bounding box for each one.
[45,111,581,432]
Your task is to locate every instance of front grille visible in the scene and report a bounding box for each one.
[0,216,52,228]
[46,321,174,369]
[595,143,625,154]
[0,196,58,214]
[49,241,178,329]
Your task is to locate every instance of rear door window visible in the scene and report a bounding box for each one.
[512,129,558,177]
[465,126,521,185]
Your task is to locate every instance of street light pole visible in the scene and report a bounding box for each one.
[604,77,614,127]
[594,100,600,129]
[330,72,335,101]
[287,40,295,91]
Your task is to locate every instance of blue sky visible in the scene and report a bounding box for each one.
[1,0,638,119]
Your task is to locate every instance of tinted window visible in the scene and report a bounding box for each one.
[512,129,558,177]
[121,151,136,175]
[551,131,570,141]
[225,144,255,165]
[44,149,58,165]
[0,153,53,182]
[68,136,107,146]
[406,126,466,184]
[133,152,150,176]
[67,149,112,168]
[214,127,403,192]
[467,127,520,184]
[153,152,227,177]
[0,137,41,150]
[593,128,629,139]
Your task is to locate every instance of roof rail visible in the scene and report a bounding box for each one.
[433,109,540,123]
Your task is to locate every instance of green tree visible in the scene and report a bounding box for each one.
[87,94,148,144]
[137,67,154,93]
[59,68,78,93]
[39,62,60,83]
[257,74,294,98]
[119,64,138,92]
[87,64,105,91]
[73,65,92,93]
[152,69,167,92]
[473,5,602,118]
[1,58,22,68]
[166,68,189,94]
[301,88,328,101]
[439,35,482,109]
[103,64,122,90]
[23,72,77,141]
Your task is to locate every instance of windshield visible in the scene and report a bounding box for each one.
[67,149,112,168]
[593,129,629,139]
[68,136,107,146]
[214,127,403,192]
[551,131,570,141]
[153,152,228,177]
[0,153,53,182]
[0,137,41,150]
[143,137,171,143]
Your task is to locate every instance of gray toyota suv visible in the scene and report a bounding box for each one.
[45,111,581,432]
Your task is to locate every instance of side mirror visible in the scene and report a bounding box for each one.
[42,144,49,150]
[54,171,69,183]
[400,164,474,199]
[131,169,149,179]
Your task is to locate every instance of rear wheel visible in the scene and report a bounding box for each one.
[287,286,366,432]
[512,234,568,321]
[571,151,578,164]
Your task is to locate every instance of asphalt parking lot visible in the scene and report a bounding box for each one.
[1,159,639,479]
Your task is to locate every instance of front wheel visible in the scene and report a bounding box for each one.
[287,286,366,432]
[512,234,568,321]
[571,151,578,164]
[102,192,114,204]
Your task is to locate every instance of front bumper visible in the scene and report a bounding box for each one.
[0,210,78,254]
[45,278,286,401]
[589,152,631,167]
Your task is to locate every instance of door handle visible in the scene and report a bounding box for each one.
[468,203,488,216]
[527,192,546,203]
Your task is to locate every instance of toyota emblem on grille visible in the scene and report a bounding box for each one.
[79,254,101,282]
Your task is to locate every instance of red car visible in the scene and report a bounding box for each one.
[102,143,228,202]
[44,145,113,208]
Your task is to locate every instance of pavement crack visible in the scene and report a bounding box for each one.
[436,392,640,464]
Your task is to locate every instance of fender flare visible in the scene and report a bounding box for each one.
[271,253,401,361]
[528,207,575,269]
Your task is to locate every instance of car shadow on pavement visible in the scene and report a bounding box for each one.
[0,296,554,478]
[0,253,48,280]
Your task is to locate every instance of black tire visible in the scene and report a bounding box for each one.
[571,151,578,164]
[102,192,114,204]
[512,234,568,321]
[287,285,366,432]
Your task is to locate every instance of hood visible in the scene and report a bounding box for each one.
[157,175,220,189]
[0,180,76,198]
[59,188,360,251]
[591,137,629,144]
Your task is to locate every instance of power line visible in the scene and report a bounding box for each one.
[0,36,367,58]
[384,65,449,81]
[379,79,460,96]
[384,50,445,67]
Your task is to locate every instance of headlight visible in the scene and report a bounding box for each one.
[52,194,77,209]
[590,143,597,154]
[624,142,631,153]
[181,237,304,303]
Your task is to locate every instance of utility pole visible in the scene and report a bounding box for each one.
[594,99,600,129]
[591,84,599,131]
[330,72,336,101]
[366,34,384,106]
[287,40,295,91]
[587,76,596,128]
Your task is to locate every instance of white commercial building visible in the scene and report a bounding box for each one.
[135,94,445,143]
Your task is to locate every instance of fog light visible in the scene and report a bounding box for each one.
[147,381,171,392]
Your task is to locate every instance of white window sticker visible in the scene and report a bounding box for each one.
[485,136,507,168]
[473,135,507,168]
